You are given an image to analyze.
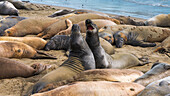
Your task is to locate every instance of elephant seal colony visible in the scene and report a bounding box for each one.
[29,24,95,94]
[0,1,19,16]
[0,57,47,79]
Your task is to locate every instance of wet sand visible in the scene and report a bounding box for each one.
[0,3,169,96]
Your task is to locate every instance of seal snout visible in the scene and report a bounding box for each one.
[85,19,94,31]
[71,24,80,33]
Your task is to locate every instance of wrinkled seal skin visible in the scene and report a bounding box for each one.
[113,15,145,26]
[37,13,120,39]
[29,24,95,95]
[85,19,147,69]
[0,1,18,16]
[0,57,47,79]
[138,76,170,96]
[134,62,170,86]
[32,81,145,96]
[85,19,109,68]
[4,18,58,37]
[113,26,170,48]
[145,14,170,27]
[0,16,27,36]
[44,35,70,51]
[0,37,47,50]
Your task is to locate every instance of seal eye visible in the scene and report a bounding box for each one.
[7,31,11,34]
[17,49,21,53]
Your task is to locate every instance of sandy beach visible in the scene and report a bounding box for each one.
[0,2,169,96]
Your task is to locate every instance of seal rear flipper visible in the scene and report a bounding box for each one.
[31,63,50,75]
[31,51,57,59]
[127,40,156,47]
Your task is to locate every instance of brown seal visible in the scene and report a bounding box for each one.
[0,37,47,50]
[4,18,59,37]
[37,13,120,39]
[134,62,170,86]
[0,41,56,59]
[145,14,170,27]
[138,76,170,96]
[32,81,145,96]
[29,24,95,95]
[0,57,47,79]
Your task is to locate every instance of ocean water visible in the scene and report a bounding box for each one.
[24,0,170,19]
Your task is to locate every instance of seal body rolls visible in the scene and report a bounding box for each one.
[145,14,170,27]
[30,24,95,94]
[4,18,59,37]
[0,37,47,50]
[0,16,27,36]
[32,81,145,96]
[134,62,170,86]
[0,1,18,16]
[0,57,46,79]
[138,76,170,96]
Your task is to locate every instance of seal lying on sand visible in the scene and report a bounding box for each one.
[37,69,144,93]
[2,0,29,9]
[4,18,59,37]
[113,15,145,26]
[0,41,56,59]
[134,62,170,86]
[56,19,117,35]
[145,14,170,27]
[29,24,95,94]
[113,26,170,48]
[85,19,148,69]
[138,76,170,96]
[32,81,145,96]
[0,1,18,16]
[0,16,27,36]
[45,34,115,55]
[0,57,47,79]
[0,37,47,50]
[98,25,136,44]
[37,13,120,39]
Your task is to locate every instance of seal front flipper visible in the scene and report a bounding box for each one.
[31,51,57,59]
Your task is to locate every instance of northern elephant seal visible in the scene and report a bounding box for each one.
[138,76,170,96]
[0,37,47,50]
[4,18,59,37]
[0,41,56,59]
[0,16,27,36]
[0,1,18,16]
[145,14,170,27]
[37,13,120,39]
[113,15,145,26]
[113,26,170,48]
[57,19,117,35]
[1,0,29,9]
[32,81,145,96]
[85,19,148,69]
[134,62,170,86]
[30,24,95,94]
[0,57,47,79]
[45,34,115,55]
[38,69,144,92]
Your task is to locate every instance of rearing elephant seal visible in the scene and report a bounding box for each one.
[0,1,19,16]
[85,19,148,69]
[30,24,95,94]
[0,57,47,79]
[134,62,170,86]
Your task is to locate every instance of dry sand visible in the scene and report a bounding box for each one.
[0,3,169,96]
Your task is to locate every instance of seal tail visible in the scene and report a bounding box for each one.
[32,51,57,59]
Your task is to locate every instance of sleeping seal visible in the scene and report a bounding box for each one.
[29,24,95,95]
[134,62,170,86]
[0,1,18,16]
[138,76,170,96]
